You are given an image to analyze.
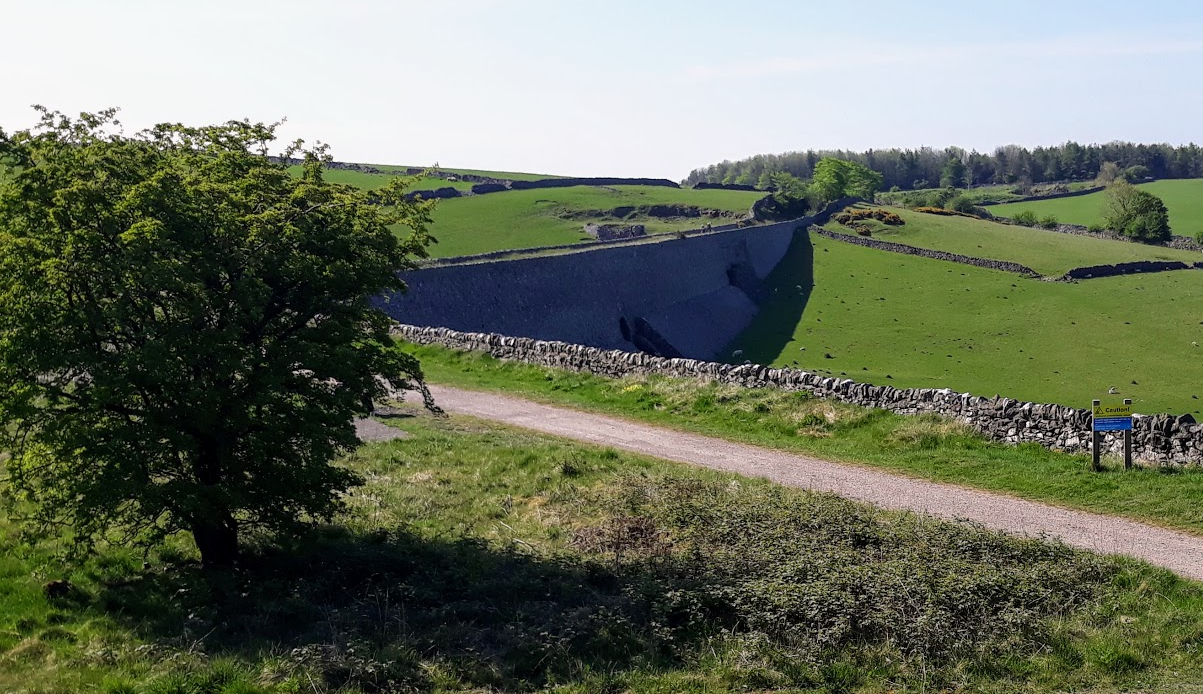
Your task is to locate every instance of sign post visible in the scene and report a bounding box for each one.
[1091,398,1133,470]
[1123,398,1132,470]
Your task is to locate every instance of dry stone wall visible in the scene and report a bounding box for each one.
[584,223,647,241]
[978,186,1104,206]
[693,182,766,192]
[1061,260,1203,281]
[814,228,1039,276]
[404,176,682,202]
[396,325,1203,465]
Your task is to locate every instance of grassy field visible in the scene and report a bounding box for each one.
[285,165,478,193]
[410,343,1203,535]
[373,163,563,181]
[989,179,1203,237]
[287,162,566,193]
[418,185,763,258]
[836,206,1201,276]
[12,406,1203,692]
[721,231,1203,414]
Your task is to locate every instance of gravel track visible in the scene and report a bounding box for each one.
[430,384,1203,581]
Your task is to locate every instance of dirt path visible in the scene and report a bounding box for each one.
[429,384,1203,581]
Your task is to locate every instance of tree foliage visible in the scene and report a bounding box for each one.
[939,156,967,189]
[1095,161,1122,186]
[809,158,883,204]
[0,108,436,565]
[1103,180,1171,243]
[687,141,1203,191]
[748,172,810,221]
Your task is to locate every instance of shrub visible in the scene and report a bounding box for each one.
[1040,215,1059,230]
[914,206,979,219]
[1088,224,1107,234]
[1011,210,1040,227]
[1032,183,1069,196]
[1123,164,1151,183]
[1194,230,1203,246]
[1104,182,1171,243]
[834,208,904,226]
[946,195,979,215]
[932,187,958,208]
[600,475,1116,670]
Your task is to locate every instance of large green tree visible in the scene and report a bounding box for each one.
[939,156,967,189]
[1103,180,1171,243]
[0,108,436,566]
[809,158,883,203]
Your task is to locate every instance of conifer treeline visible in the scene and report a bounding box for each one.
[685,142,1203,190]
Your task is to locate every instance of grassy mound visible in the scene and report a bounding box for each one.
[415,185,763,258]
[989,179,1203,237]
[12,408,1203,692]
[833,206,1200,276]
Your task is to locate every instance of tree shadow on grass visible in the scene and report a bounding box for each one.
[94,526,672,692]
[723,227,815,365]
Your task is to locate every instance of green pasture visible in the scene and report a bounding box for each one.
[416,185,763,258]
[840,206,1201,276]
[729,232,1203,414]
[989,179,1203,237]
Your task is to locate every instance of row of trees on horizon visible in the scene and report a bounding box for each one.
[686,142,1203,190]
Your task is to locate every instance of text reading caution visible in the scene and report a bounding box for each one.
[1093,404,1132,418]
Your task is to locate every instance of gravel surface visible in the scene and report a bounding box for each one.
[430,384,1203,581]
[354,417,409,442]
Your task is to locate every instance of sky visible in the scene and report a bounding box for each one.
[5,0,1203,179]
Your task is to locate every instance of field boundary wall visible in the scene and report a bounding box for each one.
[814,228,1039,276]
[395,325,1203,465]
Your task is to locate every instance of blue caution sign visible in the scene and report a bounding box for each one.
[1093,416,1132,432]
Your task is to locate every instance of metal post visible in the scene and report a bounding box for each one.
[1092,399,1102,471]
[1124,398,1133,470]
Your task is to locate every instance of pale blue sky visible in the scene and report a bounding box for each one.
[5,0,1203,178]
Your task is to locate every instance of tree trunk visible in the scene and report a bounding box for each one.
[192,436,239,567]
[191,514,239,568]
